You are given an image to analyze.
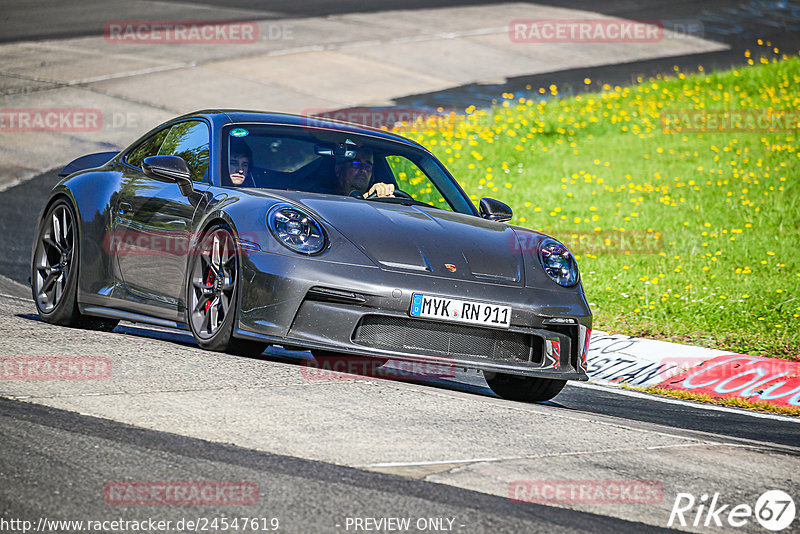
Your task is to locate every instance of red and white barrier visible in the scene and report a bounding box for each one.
[587,331,800,408]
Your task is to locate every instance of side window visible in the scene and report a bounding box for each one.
[157,121,211,183]
[386,155,452,211]
[126,128,169,169]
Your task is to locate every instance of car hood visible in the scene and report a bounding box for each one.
[280,192,524,285]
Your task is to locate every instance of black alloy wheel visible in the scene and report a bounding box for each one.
[187,225,267,356]
[32,199,118,331]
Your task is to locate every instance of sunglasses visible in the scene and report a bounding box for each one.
[350,160,373,172]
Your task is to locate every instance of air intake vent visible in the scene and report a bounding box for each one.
[353,315,535,363]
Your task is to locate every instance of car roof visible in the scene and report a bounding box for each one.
[174,109,430,152]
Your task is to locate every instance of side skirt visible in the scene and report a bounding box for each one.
[82,305,188,330]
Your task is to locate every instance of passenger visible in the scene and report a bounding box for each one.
[228,142,254,186]
[333,148,395,197]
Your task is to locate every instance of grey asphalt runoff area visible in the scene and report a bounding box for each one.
[1,291,798,533]
[0,397,675,534]
[3,1,800,533]
[0,1,730,190]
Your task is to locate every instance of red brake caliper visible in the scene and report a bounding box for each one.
[204,268,215,311]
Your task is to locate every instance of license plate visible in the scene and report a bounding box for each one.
[409,293,511,328]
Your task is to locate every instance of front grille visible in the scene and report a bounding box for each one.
[353,315,534,363]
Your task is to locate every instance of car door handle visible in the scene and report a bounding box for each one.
[119,202,132,215]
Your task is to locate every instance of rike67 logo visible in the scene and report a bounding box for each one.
[668,490,795,531]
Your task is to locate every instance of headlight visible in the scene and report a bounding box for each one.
[538,237,579,287]
[267,204,327,255]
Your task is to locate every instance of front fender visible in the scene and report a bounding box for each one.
[35,167,125,304]
[196,190,375,266]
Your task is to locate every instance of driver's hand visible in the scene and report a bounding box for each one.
[366,182,395,198]
[230,172,246,185]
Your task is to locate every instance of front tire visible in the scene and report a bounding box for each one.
[186,225,267,357]
[32,198,119,331]
[485,372,566,402]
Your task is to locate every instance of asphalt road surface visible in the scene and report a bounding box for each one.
[0,397,678,534]
[397,1,800,108]
[1,168,799,452]
[1,290,798,532]
[0,0,497,43]
[4,0,798,44]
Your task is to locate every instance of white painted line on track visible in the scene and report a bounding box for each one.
[0,166,59,193]
[266,44,326,56]
[0,274,30,301]
[335,40,383,50]
[361,443,722,469]
[365,457,502,468]
[68,63,197,85]
[572,381,800,422]
[0,293,29,303]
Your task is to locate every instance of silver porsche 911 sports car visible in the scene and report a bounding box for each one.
[31,110,591,402]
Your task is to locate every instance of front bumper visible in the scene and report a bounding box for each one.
[235,250,591,380]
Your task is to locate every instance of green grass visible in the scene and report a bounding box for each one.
[397,45,800,360]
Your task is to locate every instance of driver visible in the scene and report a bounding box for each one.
[334,148,394,197]
[228,141,254,186]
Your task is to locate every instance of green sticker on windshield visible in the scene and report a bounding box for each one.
[230,128,249,138]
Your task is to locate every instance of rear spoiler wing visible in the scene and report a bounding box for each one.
[58,151,119,177]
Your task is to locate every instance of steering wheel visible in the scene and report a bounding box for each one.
[365,188,413,200]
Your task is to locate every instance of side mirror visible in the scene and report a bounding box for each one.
[479,197,513,222]
[142,156,194,196]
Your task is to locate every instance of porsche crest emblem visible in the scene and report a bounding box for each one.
[444,264,457,272]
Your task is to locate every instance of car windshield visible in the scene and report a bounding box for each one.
[222,125,475,215]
